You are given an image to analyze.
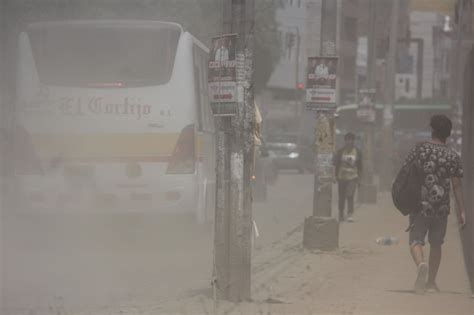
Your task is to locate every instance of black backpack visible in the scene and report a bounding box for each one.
[391,146,423,216]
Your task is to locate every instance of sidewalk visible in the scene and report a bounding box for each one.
[164,193,473,315]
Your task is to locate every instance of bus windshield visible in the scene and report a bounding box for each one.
[27,23,181,87]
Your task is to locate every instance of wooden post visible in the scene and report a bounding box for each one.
[214,0,254,302]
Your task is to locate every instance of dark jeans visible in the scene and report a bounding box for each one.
[338,179,357,219]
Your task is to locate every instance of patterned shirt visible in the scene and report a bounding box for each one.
[405,141,463,218]
[338,148,359,181]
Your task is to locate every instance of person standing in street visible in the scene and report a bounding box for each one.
[403,115,466,294]
[333,132,362,222]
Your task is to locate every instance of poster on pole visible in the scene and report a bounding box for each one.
[305,56,338,111]
[208,34,238,116]
[314,113,335,153]
[357,88,376,123]
[316,153,334,179]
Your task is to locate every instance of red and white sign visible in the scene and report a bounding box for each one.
[208,82,237,102]
[208,34,238,107]
[307,87,337,103]
[357,89,376,123]
[306,56,338,110]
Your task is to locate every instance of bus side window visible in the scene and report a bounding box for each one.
[193,47,204,131]
[200,49,214,133]
[194,45,214,133]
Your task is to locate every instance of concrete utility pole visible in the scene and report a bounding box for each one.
[380,0,399,191]
[0,0,13,208]
[0,1,4,310]
[455,0,474,296]
[292,26,301,119]
[313,0,337,216]
[359,0,377,203]
[303,0,339,251]
[214,0,255,302]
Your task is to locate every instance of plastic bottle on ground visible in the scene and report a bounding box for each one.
[375,236,399,245]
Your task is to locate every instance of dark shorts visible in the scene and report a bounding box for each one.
[409,214,448,247]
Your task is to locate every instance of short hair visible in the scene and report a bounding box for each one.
[344,132,355,140]
[430,115,452,140]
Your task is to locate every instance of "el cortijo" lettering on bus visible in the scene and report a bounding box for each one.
[59,97,155,120]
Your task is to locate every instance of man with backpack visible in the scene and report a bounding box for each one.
[398,115,466,294]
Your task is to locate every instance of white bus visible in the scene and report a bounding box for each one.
[15,20,216,222]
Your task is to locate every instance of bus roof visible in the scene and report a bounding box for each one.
[186,32,209,53]
[27,20,183,33]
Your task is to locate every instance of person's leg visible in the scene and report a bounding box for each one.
[346,180,356,217]
[411,243,428,294]
[345,195,355,222]
[410,244,425,266]
[338,181,347,221]
[409,215,427,265]
[345,180,356,221]
[409,215,429,294]
[427,245,442,284]
[426,216,448,291]
[347,195,354,215]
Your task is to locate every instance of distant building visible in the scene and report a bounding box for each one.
[411,0,456,16]
[408,11,446,99]
[357,0,411,102]
[260,0,309,133]
[261,0,361,137]
[307,0,359,105]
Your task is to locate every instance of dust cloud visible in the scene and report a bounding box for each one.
[0,1,472,314]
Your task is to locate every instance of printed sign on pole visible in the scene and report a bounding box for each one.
[357,88,376,123]
[208,34,238,116]
[305,56,338,111]
[314,113,335,152]
[317,153,334,179]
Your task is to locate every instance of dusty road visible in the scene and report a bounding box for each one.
[2,172,313,314]
[3,172,473,314]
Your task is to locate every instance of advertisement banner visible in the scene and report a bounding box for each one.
[208,34,238,115]
[317,153,334,179]
[306,56,338,111]
[357,88,376,123]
